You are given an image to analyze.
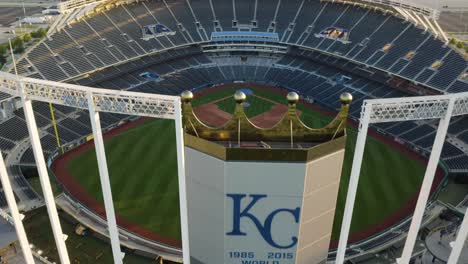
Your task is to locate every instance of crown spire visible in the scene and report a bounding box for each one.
[181,90,352,145]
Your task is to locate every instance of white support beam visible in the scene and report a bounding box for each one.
[432,19,450,43]
[57,0,105,13]
[86,91,123,264]
[0,71,187,264]
[413,12,428,31]
[398,98,455,264]
[400,8,418,25]
[20,84,71,264]
[174,100,191,264]
[394,7,409,21]
[335,92,468,263]
[0,72,177,120]
[335,105,372,264]
[447,207,468,264]
[423,16,438,38]
[0,154,35,264]
[367,93,468,122]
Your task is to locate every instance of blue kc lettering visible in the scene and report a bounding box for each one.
[226,194,300,249]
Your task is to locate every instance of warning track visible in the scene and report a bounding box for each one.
[51,83,445,249]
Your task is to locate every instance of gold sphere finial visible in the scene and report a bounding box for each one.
[234,91,247,104]
[340,92,353,105]
[287,92,300,105]
[181,90,194,103]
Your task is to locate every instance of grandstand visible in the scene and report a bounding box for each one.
[0,0,467,263]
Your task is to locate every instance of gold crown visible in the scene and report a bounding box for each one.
[181,90,352,143]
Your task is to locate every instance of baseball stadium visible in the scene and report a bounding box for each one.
[0,0,466,264]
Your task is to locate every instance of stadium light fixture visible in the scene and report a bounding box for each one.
[20,81,72,264]
[336,92,468,264]
[0,71,191,264]
[87,91,124,264]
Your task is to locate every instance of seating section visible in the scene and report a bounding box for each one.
[17,0,461,175]
[0,101,119,159]
[0,137,15,152]
[0,116,29,141]
[444,156,468,172]
[0,185,20,208]
[10,0,467,94]
[9,166,38,200]
[1,0,467,228]
[73,52,467,176]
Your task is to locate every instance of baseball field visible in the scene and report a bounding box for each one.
[51,84,445,246]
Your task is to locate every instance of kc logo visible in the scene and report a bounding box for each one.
[226,194,300,249]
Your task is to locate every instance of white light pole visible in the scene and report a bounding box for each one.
[174,98,191,264]
[20,84,71,264]
[87,91,124,264]
[335,105,372,264]
[0,154,35,264]
[447,207,468,264]
[398,98,455,264]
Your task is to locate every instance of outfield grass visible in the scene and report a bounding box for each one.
[66,120,181,240]
[60,86,427,242]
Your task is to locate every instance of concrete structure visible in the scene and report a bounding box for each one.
[424,226,468,263]
[182,91,351,264]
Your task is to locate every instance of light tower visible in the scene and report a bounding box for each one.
[181,90,352,264]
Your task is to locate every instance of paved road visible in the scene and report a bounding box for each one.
[439,11,468,33]
[0,0,58,8]
[425,228,468,263]
[0,7,43,27]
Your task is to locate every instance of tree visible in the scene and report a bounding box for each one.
[456,41,464,49]
[22,33,32,43]
[30,28,47,39]
[0,44,7,55]
[30,30,39,38]
[11,37,24,54]
[37,28,47,38]
[0,55,6,66]
[449,38,456,45]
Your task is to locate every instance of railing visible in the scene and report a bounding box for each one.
[57,0,106,13]
[351,0,440,19]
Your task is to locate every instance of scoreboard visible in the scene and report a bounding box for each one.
[184,141,345,264]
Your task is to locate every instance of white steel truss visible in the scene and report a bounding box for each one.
[57,0,105,13]
[0,71,190,264]
[336,91,468,264]
[0,73,177,119]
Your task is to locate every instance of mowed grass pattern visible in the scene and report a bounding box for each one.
[216,95,274,118]
[67,120,181,239]
[63,87,426,241]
